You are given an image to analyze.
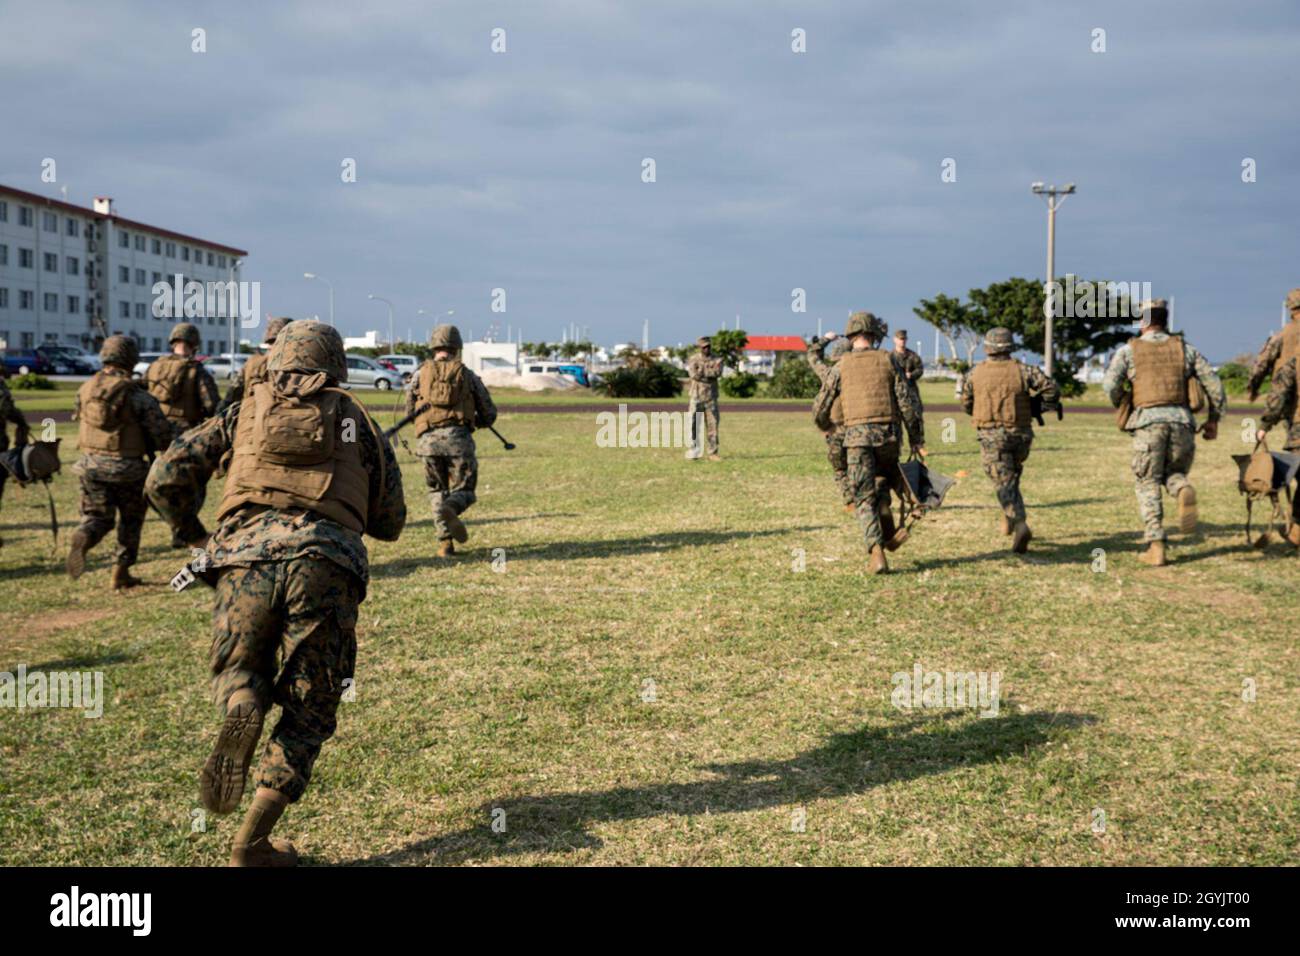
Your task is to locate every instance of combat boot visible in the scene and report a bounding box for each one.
[1177,485,1198,534]
[1011,520,1032,554]
[1000,514,1013,536]
[843,502,855,515]
[1138,540,1167,567]
[66,529,91,580]
[707,453,721,462]
[438,503,469,543]
[230,790,298,868]
[436,540,456,558]
[200,688,264,815]
[868,545,888,574]
[1286,524,1300,548]
[111,564,142,590]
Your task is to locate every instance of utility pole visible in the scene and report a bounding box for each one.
[1031,182,1075,377]
[368,293,394,349]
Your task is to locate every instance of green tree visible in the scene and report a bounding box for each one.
[707,329,749,370]
[719,371,759,398]
[767,355,820,398]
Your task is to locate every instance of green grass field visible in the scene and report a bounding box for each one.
[0,400,1295,866]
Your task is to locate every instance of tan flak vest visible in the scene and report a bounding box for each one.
[414,359,476,434]
[242,352,270,391]
[829,393,844,428]
[838,350,897,426]
[77,370,146,458]
[970,360,1031,428]
[1279,320,1300,370]
[218,381,372,533]
[1130,336,1188,408]
[145,354,202,426]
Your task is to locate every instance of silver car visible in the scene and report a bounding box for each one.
[344,354,403,390]
[202,353,251,382]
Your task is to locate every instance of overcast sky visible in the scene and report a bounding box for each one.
[3,0,1297,359]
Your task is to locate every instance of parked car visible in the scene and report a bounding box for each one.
[202,353,251,382]
[344,354,403,390]
[379,354,421,382]
[524,362,594,387]
[132,352,166,378]
[40,344,101,373]
[0,349,56,376]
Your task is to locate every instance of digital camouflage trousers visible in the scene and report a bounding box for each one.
[977,427,1034,523]
[1131,422,1195,541]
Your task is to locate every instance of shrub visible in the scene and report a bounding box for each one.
[767,357,820,399]
[9,373,55,390]
[719,371,759,398]
[1217,361,1252,396]
[598,363,683,398]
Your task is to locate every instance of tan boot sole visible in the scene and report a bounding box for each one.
[1137,545,1167,567]
[439,505,469,543]
[66,539,88,580]
[1177,487,1198,534]
[201,698,264,815]
[231,837,299,868]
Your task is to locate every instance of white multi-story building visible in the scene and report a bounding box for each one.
[0,184,248,355]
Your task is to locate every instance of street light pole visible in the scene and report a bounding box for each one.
[228,259,241,361]
[368,294,395,350]
[1030,182,1075,378]
[303,272,334,326]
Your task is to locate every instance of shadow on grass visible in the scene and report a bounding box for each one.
[336,709,1096,865]
[402,512,580,531]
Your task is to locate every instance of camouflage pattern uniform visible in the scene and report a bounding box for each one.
[1258,356,1300,530]
[807,337,852,505]
[219,317,292,414]
[145,322,220,430]
[961,332,1059,527]
[686,338,723,458]
[893,337,925,413]
[147,321,406,818]
[70,344,177,575]
[820,315,925,553]
[0,376,31,526]
[1245,289,1300,400]
[404,327,497,546]
[1103,309,1226,543]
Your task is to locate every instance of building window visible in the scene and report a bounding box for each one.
[43,292,58,311]
[0,244,6,267]
[21,332,34,348]
[44,252,58,272]
[151,238,161,254]
[135,268,146,285]
[206,251,214,266]
[118,231,130,248]
[165,241,175,257]
[0,289,7,308]
[134,303,146,320]
[120,301,130,319]
[119,266,130,282]
[66,257,79,275]
[182,247,190,261]
[193,247,202,262]
[218,255,227,268]
[42,211,57,232]
[151,271,161,284]
[19,206,32,227]
[19,249,33,269]
[0,200,7,222]
[20,291,34,310]
[66,218,80,237]
[68,295,80,313]
[134,235,145,251]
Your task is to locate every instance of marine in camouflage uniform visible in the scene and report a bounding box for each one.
[0,375,31,546]
[218,316,291,413]
[892,328,925,413]
[1244,288,1300,401]
[403,324,497,558]
[806,334,853,510]
[818,311,925,573]
[146,320,406,866]
[67,336,178,589]
[1103,299,1226,566]
[145,322,220,547]
[961,327,1059,553]
[686,336,723,460]
[1255,354,1300,545]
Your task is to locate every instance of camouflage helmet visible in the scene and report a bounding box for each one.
[168,322,201,348]
[696,336,712,348]
[429,324,463,351]
[1286,288,1300,313]
[983,327,1014,355]
[99,334,140,370]
[267,320,348,382]
[845,310,887,341]
[263,316,292,344]
[1137,298,1170,326]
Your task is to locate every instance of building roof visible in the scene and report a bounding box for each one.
[0,183,248,258]
[744,335,807,352]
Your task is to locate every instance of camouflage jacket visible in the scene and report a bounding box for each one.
[402,363,498,430]
[686,352,723,403]
[1260,357,1299,448]
[806,338,846,384]
[72,369,178,483]
[960,356,1060,434]
[0,378,29,450]
[817,349,924,448]
[1102,330,1226,430]
[145,394,407,595]
[893,347,924,383]
[1245,324,1299,398]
